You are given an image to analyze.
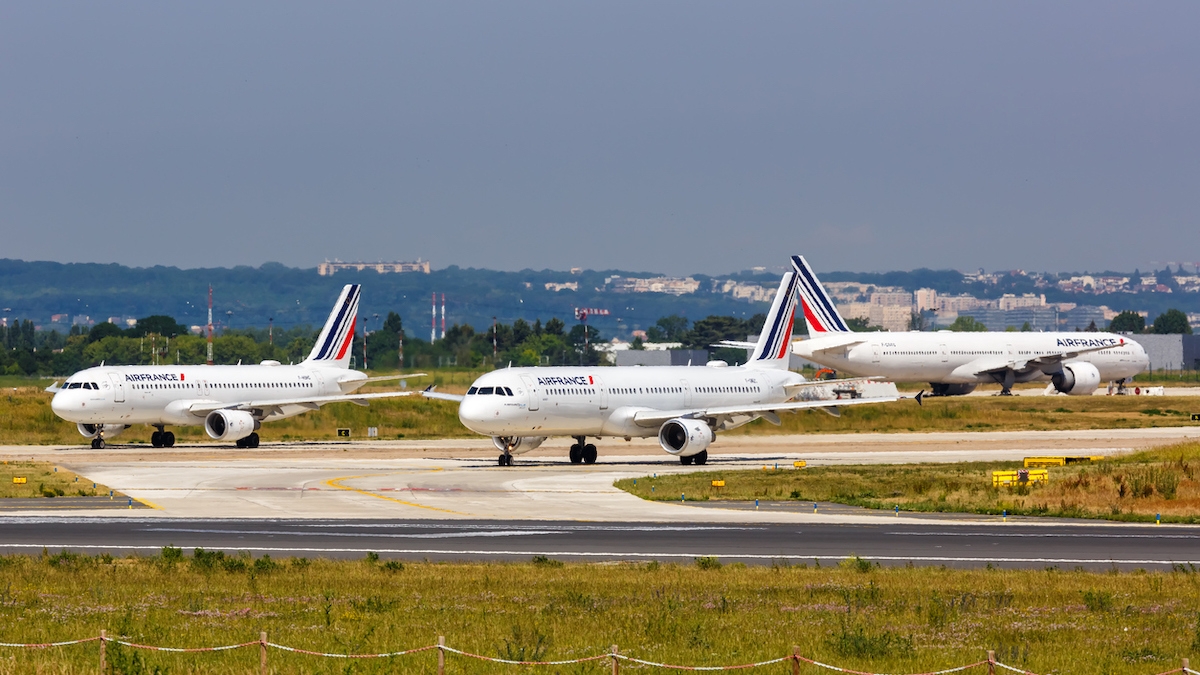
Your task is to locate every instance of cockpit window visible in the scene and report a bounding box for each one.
[477,386,494,395]
[83,383,93,390]
[504,387,514,396]
[494,388,506,396]
[67,382,83,389]
[467,387,478,395]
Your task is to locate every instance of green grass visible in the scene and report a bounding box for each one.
[617,442,1200,523]
[0,551,1198,674]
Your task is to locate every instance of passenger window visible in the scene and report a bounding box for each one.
[467,387,478,395]
[478,387,494,395]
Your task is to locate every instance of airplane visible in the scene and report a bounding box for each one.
[423,269,899,466]
[49,284,421,449]
[775,255,1149,396]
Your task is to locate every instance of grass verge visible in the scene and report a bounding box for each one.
[0,461,118,499]
[616,442,1200,523]
[0,551,1198,674]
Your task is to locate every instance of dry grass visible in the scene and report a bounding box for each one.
[0,462,118,499]
[0,553,1198,674]
[617,442,1200,523]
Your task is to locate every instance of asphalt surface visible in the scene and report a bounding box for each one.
[1,517,1196,570]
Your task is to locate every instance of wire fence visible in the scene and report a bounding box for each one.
[0,632,1193,675]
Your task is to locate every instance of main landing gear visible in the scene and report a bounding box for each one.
[150,426,176,448]
[568,436,598,465]
[235,433,260,449]
[679,450,708,466]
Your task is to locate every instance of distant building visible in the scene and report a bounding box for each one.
[1130,334,1200,371]
[913,288,938,313]
[317,259,431,276]
[605,276,700,296]
[544,282,578,292]
[615,349,709,366]
[72,315,93,327]
[1060,306,1107,331]
[998,293,1046,311]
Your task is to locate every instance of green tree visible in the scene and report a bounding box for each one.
[1021,321,1032,332]
[846,317,883,332]
[948,316,988,332]
[629,336,645,350]
[86,322,124,343]
[544,318,565,336]
[1152,308,1193,334]
[1108,310,1145,334]
[646,315,690,342]
[685,316,749,349]
[128,315,189,338]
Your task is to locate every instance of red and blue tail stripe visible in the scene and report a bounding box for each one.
[792,255,850,333]
[306,284,361,365]
[749,272,799,366]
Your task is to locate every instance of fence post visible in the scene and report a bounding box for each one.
[437,636,445,675]
[792,645,800,675]
[987,650,995,675]
[260,631,267,675]
[1183,657,1189,672]
[611,644,619,675]
[99,629,106,674]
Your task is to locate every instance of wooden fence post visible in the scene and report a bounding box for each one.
[792,645,800,675]
[260,631,267,675]
[611,643,619,675]
[99,629,106,674]
[437,636,445,675]
[987,650,996,675]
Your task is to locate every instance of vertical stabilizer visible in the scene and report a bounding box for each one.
[747,272,800,369]
[792,255,851,334]
[304,284,361,368]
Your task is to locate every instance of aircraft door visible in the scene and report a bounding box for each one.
[109,374,125,403]
[594,375,608,410]
[872,343,881,363]
[939,343,948,362]
[680,379,691,407]
[520,375,539,411]
[200,379,210,396]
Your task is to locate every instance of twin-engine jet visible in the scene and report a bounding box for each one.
[50,284,417,448]
[426,266,898,466]
[777,255,1149,396]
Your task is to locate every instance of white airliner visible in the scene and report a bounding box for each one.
[424,270,898,466]
[781,255,1149,396]
[49,284,418,449]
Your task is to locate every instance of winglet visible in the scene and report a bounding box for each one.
[45,381,61,393]
[915,390,924,406]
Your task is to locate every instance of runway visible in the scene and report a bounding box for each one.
[0,517,1196,570]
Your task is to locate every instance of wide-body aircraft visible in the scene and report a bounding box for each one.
[786,255,1149,396]
[426,269,898,466]
[50,284,416,448]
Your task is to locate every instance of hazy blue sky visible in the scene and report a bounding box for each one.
[2,2,1196,275]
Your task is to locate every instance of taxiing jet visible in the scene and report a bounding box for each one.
[424,268,898,466]
[50,284,419,448]
[781,255,1148,396]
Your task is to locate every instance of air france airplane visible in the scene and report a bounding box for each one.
[424,270,898,466]
[50,284,417,449]
[782,255,1149,396]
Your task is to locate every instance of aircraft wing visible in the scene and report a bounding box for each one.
[188,390,417,416]
[630,394,897,428]
[782,376,883,390]
[422,391,466,402]
[359,372,428,383]
[795,335,867,354]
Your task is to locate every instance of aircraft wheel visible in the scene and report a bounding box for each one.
[151,431,163,448]
[693,450,708,465]
[582,444,598,464]
[91,438,105,450]
[247,433,260,448]
[235,438,246,449]
[163,431,175,448]
[498,454,507,466]
[569,444,583,464]
[680,455,693,465]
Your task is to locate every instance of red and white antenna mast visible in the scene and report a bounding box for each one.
[206,285,214,365]
[440,293,446,340]
[431,293,437,342]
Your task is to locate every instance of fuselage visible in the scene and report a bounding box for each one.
[51,362,366,426]
[458,364,805,439]
[794,332,1148,384]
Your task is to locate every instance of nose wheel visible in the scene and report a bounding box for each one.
[498,453,513,466]
[90,438,105,450]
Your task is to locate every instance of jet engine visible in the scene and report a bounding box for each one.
[204,410,258,441]
[929,383,978,396]
[491,436,547,455]
[658,418,714,457]
[1051,362,1101,396]
[77,423,128,440]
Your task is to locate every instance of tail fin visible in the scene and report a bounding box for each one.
[791,255,850,334]
[304,284,361,368]
[747,272,800,368]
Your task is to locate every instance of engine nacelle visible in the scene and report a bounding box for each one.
[204,410,258,441]
[658,418,714,457]
[930,383,978,397]
[491,436,546,455]
[77,423,128,440]
[1051,362,1101,396]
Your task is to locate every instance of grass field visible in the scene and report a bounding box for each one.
[0,552,1197,674]
[0,461,118,499]
[2,378,1199,446]
[616,442,1200,523]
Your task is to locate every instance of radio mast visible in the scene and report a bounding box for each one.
[206,286,214,366]
[431,293,436,342]
[440,293,446,339]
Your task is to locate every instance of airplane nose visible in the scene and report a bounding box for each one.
[50,393,72,419]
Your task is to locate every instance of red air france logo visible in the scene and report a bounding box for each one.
[588,375,594,385]
[180,373,185,381]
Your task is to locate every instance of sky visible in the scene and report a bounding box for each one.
[1,2,1197,276]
